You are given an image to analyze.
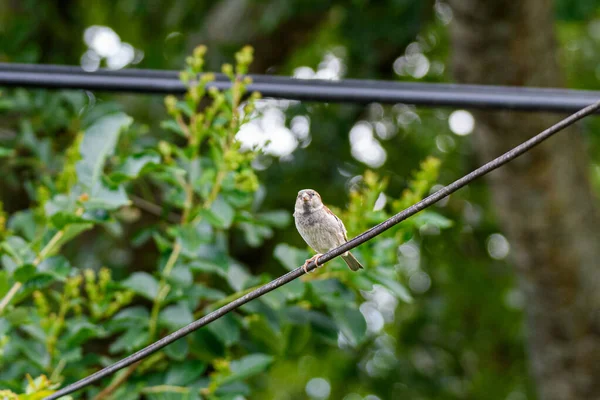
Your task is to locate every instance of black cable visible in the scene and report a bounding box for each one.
[43,99,600,400]
[1,62,600,112]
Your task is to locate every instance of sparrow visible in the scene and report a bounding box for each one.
[293,189,364,273]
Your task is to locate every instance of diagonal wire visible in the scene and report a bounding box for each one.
[44,99,600,400]
[2,62,600,112]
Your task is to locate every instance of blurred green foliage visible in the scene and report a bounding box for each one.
[0,45,450,399]
[4,0,600,399]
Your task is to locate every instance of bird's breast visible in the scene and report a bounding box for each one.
[294,210,321,227]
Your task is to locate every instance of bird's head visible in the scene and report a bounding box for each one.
[295,189,324,213]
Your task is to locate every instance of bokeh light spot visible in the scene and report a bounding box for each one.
[487,233,510,260]
[306,377,331,399]
[82,25,141,71]
[349,122,387,168]
[409,271,431,294]
[449,110,475,136]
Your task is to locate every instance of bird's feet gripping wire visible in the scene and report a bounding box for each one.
[302,253,323,274]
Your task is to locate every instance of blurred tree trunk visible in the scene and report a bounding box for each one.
[448,1,600,399]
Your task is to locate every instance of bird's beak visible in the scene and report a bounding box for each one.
[302,193,310,202]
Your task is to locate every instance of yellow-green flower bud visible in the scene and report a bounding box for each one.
[99,267,110,290]
[164,95,178,115]
[222,63,234,78]
[158,140,171,158]
[224,149,243,170]
[180,71,191,83]
[33,291,49,316]
[193,45,207,58]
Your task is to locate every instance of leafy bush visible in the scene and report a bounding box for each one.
[0,46,449,399]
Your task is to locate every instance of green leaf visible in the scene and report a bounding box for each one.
[7,210,37,241]
[51,223,94,256]
[226,263,250,292]
[176,100,195,118]
[0,255,18,274]
[167,264,193,287]
[0,98,14,111]
[0,146,14,158]
[159,303,194,329]
[207,314,240,347]
[113,306,150,322]
[109,326,149,354]
[13,264,36,282]
[220,354,274,385]
[207,195,234,229]
[189,329,225,359]
[330,306,367,346]
[131,227,155,248]
[213,382,250,399]
[20,320,48,342]
[1,236,36,273]
[160,120,186,137]
[154,165,187,186]
[0,271,8,298]
[411,210,453,229]
[0,317,9,335]
[18,338,50,369]
[273,244,310,271]
[222,189,253,208]
[65,320,103,347]
[187,284,225,302]
[246,315,281,354]
[109,152,161,184]
[283,322,311,356]
[164,337,189,361]
[370,274,413,303]
[76,112,133,194]
[309,279,355,308]
[4,307,32,325]
[189,259,228,276]
[44,194,73,218]
[37,256,72,280]
[15,275,55,300]
[49,211,90,230]
[169,221,213,258]
[86,184,130,210]
[108,307,150,334]
[165,360,206,385]
[153,232,173,253]
[258,210,291,228]
[121,272,160,300]
[184,157,202,185]
[276,278,305,301]
[239,222,273,248]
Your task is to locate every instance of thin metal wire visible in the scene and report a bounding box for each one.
[43,99,600,400]
[1,62,600,111]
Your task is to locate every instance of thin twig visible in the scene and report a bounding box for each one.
[33,230,64,265]
[0,282,22,314]
[130,195,180,223]
[44,100,600,400]
[142,385,190,394]
[91,360,142,400]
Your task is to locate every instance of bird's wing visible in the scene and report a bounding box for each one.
[325,205,348,242]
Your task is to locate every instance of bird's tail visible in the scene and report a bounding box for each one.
[341,252,364,271]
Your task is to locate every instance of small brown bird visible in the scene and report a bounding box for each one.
[293,189,364,273]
